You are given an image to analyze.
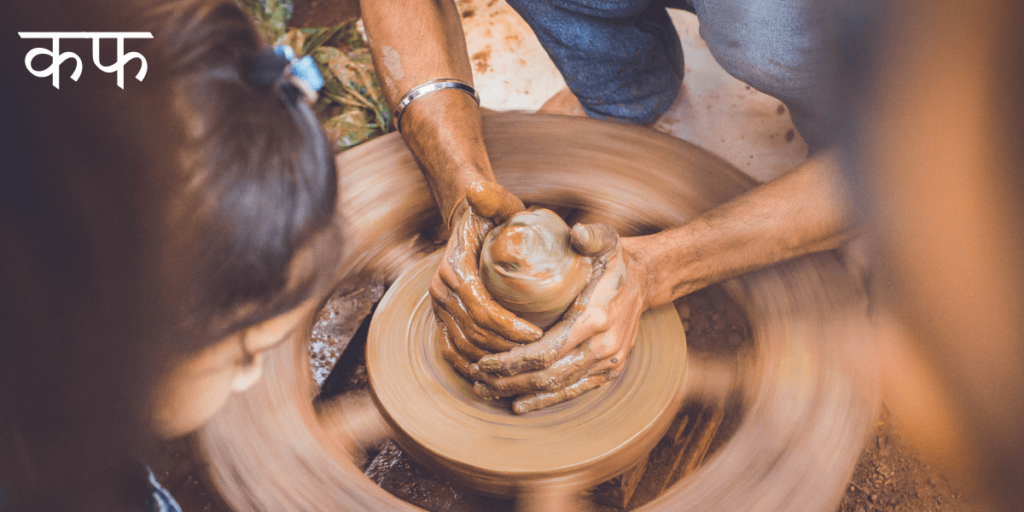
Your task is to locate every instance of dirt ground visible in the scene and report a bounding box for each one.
[157,277,984,512]
[836,410,984,512]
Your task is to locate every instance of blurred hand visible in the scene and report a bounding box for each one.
[430,182,545,380]
[473,224,651,414]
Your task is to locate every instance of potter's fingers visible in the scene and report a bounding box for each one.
[477,344,601,395]
[431,274,506,349]
[579,351,628,379]
[477,304,610,375]
[429,272,459,311]
[511,375,611,414]
[459,213,494,251]
[438,323,486,381]
[438,263,543,344]
[437,309,490,361]
[507,350,627,412]
[464,321,520,353]
[466,181,525,223]
[570,222,618,257]
[473,379,518,399]
[582,306,642,363]
[564,246,628,324]
[442,212,490,297]
[445,218,487,282]
[561,247,625,324]
[442,289,525,351]
[463,317,521,353]
[434,260,539,345]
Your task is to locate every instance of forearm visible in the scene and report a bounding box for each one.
[360,0,493,225]
[628,149,854,307]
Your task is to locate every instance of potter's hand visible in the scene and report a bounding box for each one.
[474,224,650,413]
[431,182,545,380]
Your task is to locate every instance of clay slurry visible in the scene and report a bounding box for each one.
[479,208,592,330]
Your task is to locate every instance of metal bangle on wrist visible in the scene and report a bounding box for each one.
[393,78,480,133]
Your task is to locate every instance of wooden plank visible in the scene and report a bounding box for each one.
[662,414,692,446]
[590,456,650,509]
[658,407,725,495]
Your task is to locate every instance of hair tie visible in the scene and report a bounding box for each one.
[247,48,289,88]
[247,45,325,103]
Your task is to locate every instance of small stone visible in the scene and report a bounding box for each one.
[870,494,878,502]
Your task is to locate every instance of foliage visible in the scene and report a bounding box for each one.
[235,0,393,152]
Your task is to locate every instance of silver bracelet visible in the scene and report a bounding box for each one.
[393,78,480,133]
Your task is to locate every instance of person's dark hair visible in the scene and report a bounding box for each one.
[0,0,340,509]
[145,0,340,350]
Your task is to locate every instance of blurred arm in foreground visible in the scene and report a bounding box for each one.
[855,0,1024,510]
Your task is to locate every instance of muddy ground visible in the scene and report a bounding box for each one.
[157,278,983,512]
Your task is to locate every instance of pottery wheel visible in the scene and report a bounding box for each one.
[367,251,688,497]
[197,113,879,512]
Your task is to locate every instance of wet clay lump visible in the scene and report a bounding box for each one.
[480,208,591,330]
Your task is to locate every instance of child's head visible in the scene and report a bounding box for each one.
[141,0,342,438]
[1,0,340,506]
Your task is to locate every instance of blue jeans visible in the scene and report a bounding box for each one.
[505,0,855,150]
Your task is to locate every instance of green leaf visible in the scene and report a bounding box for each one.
[336,20,366,50]
[323,109,379,151]
[231,0,292,42]
[302,24,347,55]
[232,5,392,152]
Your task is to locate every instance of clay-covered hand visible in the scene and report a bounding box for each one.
[431,182,545,381]
[473,224,650,413]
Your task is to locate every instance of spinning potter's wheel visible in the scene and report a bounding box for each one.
[197,113,880,512]
[367,252,688,497]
